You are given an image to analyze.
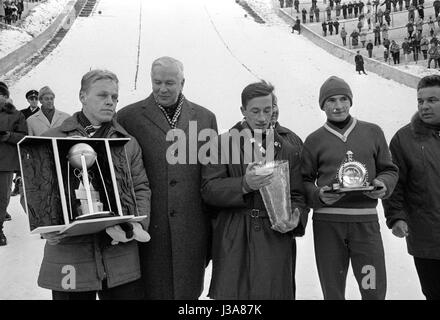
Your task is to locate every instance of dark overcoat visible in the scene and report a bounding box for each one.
[117,94,218,299]
[383,113,440,260]
[201,122,309,300]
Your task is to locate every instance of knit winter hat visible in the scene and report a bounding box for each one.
[38,86,55,99]
[319,76,353,109]
[0,81,9,98]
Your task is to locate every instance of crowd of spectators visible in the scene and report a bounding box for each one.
[0,0,40,27]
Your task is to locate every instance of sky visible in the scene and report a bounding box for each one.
[0,0,425,299]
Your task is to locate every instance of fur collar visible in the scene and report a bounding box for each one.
[0,100,16,114]
[410,112,440,138]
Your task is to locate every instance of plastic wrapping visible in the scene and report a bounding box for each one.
[256,160,293,232]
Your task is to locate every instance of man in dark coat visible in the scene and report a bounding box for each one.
[36,69,151,299]
[117,56,218,299]
[355,51,368,74]
[0,81,27,246]
[201,81,308,299]
[383,75,440,300]
[10,89,40,197]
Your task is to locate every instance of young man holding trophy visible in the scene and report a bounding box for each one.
[201,81,309,299]
[301,76,398,300]
[36,70,151,300]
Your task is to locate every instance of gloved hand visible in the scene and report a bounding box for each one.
[106,222,151,245]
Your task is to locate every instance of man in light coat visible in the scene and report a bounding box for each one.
[26,86,70,136]
[117,56,218,299]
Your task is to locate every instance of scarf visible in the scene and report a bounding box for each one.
[77,111,112,138]
[154,93,184,129]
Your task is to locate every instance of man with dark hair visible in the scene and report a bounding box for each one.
[383,75,440,300]
[37,69,151,299]
[201,81,308,299]
[117,56,218,300]
[302,76,398,300]
[0,81,27,246]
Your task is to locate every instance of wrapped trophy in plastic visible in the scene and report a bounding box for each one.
[255,160,293,232]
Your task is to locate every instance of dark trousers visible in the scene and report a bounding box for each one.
[392,52,400,64]
[313,220,387,300]
[0,172,13,231]
[52,279,144,300]
[414,257,440,300]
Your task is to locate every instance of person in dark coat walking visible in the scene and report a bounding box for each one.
[117,57,218,300]
[291,16,301,34]
[334,18,340,34]
[366,39,374,57]
[201,81,309,299]
[355,51,368,74]
[383,75,440,300]
[302,76,398,300]
[37,69,151,299]
[0,82,27,246]
[301,8,307,23]
[322,21,328,36]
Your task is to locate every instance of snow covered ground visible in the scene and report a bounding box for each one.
[0,0,71,58]
[0,0,425,299]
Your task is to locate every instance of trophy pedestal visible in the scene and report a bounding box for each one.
[324,185,383,194]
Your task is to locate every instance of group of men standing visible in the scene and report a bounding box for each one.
[1,56,439,300]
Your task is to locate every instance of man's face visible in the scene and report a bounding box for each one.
[27,96,39,108]
[323,94,351,122]
[151,64,184,106]
[40,94,55,110]
[241,94,273,130]
[80,79,118,125]
[417,86,440,125]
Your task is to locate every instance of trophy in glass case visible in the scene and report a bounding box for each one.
[67,143,115,220]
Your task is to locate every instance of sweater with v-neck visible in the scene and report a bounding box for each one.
[301,117,398,222]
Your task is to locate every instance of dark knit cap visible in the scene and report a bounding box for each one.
[0,81,9,98]
[319,76,353,109]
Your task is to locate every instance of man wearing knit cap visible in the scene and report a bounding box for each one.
[301,76,398,300]
[26,86,70,136]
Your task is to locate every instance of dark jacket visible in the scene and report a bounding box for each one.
[201,122,309,299]
[0,100,27,172]
[117,94,218,299]
[37,113,151,291]
[20,106,40,120]
[355,54,365,71]
[383,113,440,259]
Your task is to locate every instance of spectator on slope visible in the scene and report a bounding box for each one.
[322,20,328,36]
[294,0,299,12]
[417,4,424,20]
[382,23,389,41]
[410,36,419,63]
[360,29,368,47]
[366,39,374,57]
[341,26,348,45]
[354,0,359,17]
[357,19,363,32]
[334,18,340,34]
[428,16,435,37]
[342,2,348,19]
[402,37,411,63]
[407,19,415,38]
[377,8,384,25]
[326,5,332,21]
[328,19,334,35]
[383,75,440,300]
[301,7,307,23]
[315,5,320,22]
[390,39,401,63]
[310,5,315,22]
[292,16,301,34]
[350,29,360,47]
[348,1,354,17]
[16,0,23,20]
[415,17,424,35]
[355,50,368,73]
[374,22,381,45]
[427,42,439,68]
[408,4,416,21]
[384,47,390,63]
[384,8,391,26]
[359,0,365,14]
[420,34,429,59]
[366,9,372,29]
[336,2,342,17]
[26,86,70,136]
[383,37,391,51]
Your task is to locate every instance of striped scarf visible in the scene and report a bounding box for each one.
[154,94,184,129]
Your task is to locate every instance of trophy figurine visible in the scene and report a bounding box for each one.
[67,143,114,220]
[330,150,375,193]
